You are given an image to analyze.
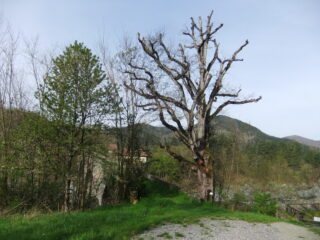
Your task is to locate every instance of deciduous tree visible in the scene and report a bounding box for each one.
[121,11,261,200]
[37,41,116,211]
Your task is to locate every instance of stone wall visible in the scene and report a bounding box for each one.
[226,180,320,209]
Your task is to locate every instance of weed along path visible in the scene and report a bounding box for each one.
[133,219,319,240]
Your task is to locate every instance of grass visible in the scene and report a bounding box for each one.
[304,210,320,221]
[0,180,281,240]
[157,232,173,239]
[175,232,185,238]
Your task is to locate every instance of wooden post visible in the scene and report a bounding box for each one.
[129,190,138,204]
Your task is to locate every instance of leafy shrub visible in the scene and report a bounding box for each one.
[231,192,247,210]
[147,147,182,182]
[252,192,277,216]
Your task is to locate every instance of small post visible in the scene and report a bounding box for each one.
[206,189,214,202]
[129,189,138,204]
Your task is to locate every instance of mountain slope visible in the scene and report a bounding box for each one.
[143,115,320,181]
[144,115,277,143]
[212,115,275,142]
[142,115,318,154]
[284,135,320,149]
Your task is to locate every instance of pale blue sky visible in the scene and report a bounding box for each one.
[1,0,320,139]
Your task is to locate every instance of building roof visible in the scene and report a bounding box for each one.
[108,144,149,157]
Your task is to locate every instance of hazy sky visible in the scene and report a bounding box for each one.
[1,0,320,139]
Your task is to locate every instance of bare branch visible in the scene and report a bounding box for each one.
[211,96,262,118]
[121,11,262,200]
[160,143,197,167]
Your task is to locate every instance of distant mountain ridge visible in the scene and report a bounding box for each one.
[141,115,320,168]
[212,115,275,142]
[142,115,317,150]
[284,135,320,150]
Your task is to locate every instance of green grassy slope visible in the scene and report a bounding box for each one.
[0,181,278,240]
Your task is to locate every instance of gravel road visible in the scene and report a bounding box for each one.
[133,219,319,240]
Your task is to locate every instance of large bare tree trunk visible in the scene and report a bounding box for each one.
[195,150,213,201]
[197,170,212,201]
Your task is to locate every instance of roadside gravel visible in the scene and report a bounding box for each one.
[132,219,319,240]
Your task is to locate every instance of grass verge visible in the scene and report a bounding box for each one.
[0,181,282,240]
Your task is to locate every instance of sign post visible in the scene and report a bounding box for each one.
[314,217,320,222]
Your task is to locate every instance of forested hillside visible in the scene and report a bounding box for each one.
[285,135,320,150]
[144,115,320,192]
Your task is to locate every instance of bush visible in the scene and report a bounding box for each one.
[231,192,247,210]
[147,147,182,182]
[252,192,277,216]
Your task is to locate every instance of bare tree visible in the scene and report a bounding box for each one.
[0,21,27,206]
[25,37,56,111]
[121,11,261,200]
[99,41,149,201]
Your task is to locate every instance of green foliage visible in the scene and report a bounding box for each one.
[0,181,279,240]
[208,130,320,185]
[141,179,179,198]
[35,41,118,210]
[231,192,247,207]
[37,41,116,124]
[252,193,277,216]
[175,232,185,238]
[141,115,320,186]
[157,232,173,239]
[0,42,119,211]
[246,139,320,169]
[147,147,182,182]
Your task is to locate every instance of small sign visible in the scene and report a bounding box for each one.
[314,217,320,222]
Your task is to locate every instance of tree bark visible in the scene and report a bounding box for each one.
[63,178,71,212]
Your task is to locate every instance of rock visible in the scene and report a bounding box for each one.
[297,184,320,200]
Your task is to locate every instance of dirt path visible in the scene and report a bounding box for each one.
[133,219,319,240]
[271,222,319,240]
